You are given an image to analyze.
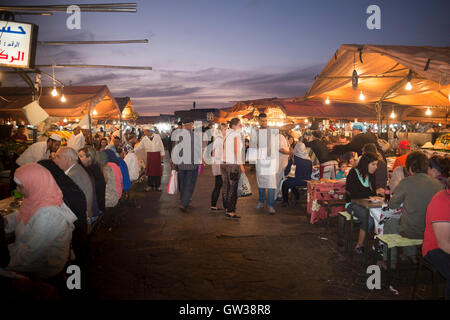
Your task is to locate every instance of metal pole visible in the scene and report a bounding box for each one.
[36,64,152,70]
[119,113,123,141]
[376,101,382,135]
[88,101,94,147]
[38,39,148,45]
[0,4,137,13]
[13,12,53,15]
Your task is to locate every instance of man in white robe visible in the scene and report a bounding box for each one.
[16,133,61,167]
[66,124,85,152]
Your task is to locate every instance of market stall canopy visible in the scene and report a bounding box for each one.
[217,98,287,121]
[217,97,378,121]
[116,96,134,120]
[0,85,120,122]
[282,99,377,119]
[303,44,450,107]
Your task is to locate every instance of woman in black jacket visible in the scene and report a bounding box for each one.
[345,152,379,254]
[362,143,388,195]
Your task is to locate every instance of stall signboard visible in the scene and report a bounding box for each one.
[0,20,38,69]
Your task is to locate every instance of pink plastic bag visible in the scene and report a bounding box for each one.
[198,164,204,175]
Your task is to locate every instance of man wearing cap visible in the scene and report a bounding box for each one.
[134,125,165,192]
[67,124,85,152]
[112,125,121,139]
[392,140,411,171]
[16,133,62,167]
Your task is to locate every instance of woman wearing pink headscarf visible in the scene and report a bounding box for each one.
[2,163,77,278]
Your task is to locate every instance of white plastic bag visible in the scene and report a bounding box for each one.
[287,164,296,178]
[124,152,140,181]
[238,173,252,197]
[167,170,178,195]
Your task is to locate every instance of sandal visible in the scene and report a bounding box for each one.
[354,244,364,255]
[225,212,240,219]
[210,207,222,211]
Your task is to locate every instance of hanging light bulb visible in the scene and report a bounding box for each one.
[76,118,79,122]
[390,109,396,119]
[304,119,309,124]
[325,97,330,105]
[359,91,365,101]
[405,81,412,91]
[63,118,67,123]
[425,107,432,116]
[61,94,66,102]
[93,110,98,116]
[51,87,58,97]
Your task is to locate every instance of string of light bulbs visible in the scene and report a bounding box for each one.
[47,65,66,102]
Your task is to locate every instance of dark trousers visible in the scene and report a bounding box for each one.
[178,169,198,208]
[425,248,450,299]
[281,178,305,203]
[147,176,161,188]
[222,164,240,213]
[211,175,223,207]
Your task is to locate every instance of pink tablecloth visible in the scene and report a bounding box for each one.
[307,179,346,224]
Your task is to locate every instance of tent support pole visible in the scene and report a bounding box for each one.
[88,101,94,147]
[376,101,382,135]
[119,113,123,141]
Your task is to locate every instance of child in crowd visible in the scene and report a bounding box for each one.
[336,161,348,179]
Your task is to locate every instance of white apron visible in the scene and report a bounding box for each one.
[256,159,277,189]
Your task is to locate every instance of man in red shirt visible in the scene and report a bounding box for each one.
[392,140,411,171]
[423,177,450,299]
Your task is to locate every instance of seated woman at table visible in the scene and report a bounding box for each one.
[428,155,450,187]
[345,152,379,254]
[98,151,120,208]
[362,143,388,196]
[379,151,443,269]
[1,163,77,279]
[281,142,312,207]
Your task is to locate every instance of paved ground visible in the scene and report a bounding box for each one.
[85,155,437,300]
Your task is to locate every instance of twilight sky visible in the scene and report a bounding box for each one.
[3,0,450,115]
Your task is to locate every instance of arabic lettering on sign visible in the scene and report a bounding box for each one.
[0,20,34,68]
[0,50,25,63]
[2,41,21,48]
[0,25,27,35]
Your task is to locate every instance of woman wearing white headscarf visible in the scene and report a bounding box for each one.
[281,142,313,207]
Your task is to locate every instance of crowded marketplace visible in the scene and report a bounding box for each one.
[0,1,449,305]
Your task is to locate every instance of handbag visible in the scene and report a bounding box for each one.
[167,170,178,195]
[237,173,252,197]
